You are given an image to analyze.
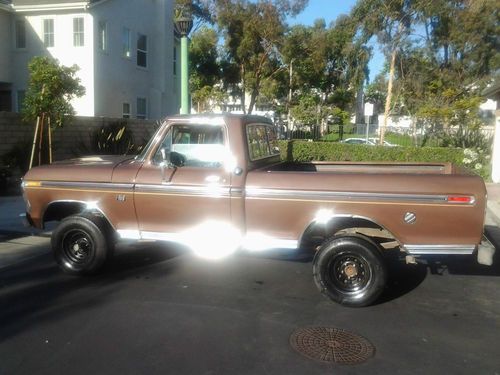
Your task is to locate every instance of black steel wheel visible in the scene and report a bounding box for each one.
[52,215,110,275]
[313,235,386,307]
[62,229,95,265]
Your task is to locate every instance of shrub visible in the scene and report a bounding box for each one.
[1,139,32,174]
[278,140,488,179]
[78,121,141,156]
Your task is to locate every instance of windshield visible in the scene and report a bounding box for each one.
[135,123,164,161]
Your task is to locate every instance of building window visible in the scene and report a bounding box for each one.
[17,90,25,113]
[122,103,130,118]
[43,19,54,47]
[137,33,147,67]
[15,20,26,49]
[73,17,84,47]
[122,27,131,58]
[173,46,177,76]
[136,97,147,119]
[98,20,107,51]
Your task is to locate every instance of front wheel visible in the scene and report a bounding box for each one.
[312,235,387,307]
[51,215,111,275]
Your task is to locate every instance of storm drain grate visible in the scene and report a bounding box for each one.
[289,326,375,365]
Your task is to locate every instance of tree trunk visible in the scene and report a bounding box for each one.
[38,112,45,165]
[380,47,397,145]
[240,64,246,114]
[29,116,40,170]
[247,87,258,115]
[287,59,293,138]
[48,116,52,164]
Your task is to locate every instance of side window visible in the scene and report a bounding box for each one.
[15,19,26,49]
[137,33,147,67]
[154,124,225,168]
[73,17,84,47]
[43,19,54,47]
[246,124,279,161]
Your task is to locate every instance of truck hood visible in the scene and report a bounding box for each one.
[23,155,134,183]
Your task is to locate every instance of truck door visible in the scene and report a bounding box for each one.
[133,122,232,238]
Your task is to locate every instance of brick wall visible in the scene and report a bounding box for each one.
[0,111,158,163]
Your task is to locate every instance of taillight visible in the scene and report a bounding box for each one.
[447,195,475,204]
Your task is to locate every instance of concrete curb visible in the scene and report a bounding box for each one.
[486,183,500,227]
[487,202,500,227]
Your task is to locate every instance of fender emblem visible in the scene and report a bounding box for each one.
[404,212,416,224]
[116,194,126,202]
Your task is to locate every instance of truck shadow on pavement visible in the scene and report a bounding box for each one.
[423,225,500,277]
[0,242,184,343]
[376,224,500,304]
[2,232,500,341]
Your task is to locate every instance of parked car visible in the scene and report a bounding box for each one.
[369,138,397,147]
[21,114,494,307]
[341,138,397,146]
[341,138,376,145]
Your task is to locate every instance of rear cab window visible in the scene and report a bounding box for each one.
[246,124,280,162]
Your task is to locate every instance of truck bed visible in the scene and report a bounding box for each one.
[267,161,466,175]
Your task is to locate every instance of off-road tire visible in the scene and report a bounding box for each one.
[313,235,387,307]
[51,215,112,275]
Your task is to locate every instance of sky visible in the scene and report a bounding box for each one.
[287,0,386,82]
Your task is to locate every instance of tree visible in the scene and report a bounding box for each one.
[364,73,387,115]
[281,17,368,138]
[351,0,420,144]
[396,0,498,149]
[351,0,499,146]
[23,56,85,167]
[189,26,227,112]
[215,0,308,114]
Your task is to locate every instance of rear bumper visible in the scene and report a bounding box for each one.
[403,235,495,266]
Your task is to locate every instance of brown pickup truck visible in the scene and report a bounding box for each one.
[22,114,495,306]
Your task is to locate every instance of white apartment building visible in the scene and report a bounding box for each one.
[0,0,180,119]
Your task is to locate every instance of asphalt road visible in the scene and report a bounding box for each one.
[1,234,500,375]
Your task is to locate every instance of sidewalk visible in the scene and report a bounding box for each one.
[486,183,500,226]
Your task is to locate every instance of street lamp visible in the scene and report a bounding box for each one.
[174,7,193,115]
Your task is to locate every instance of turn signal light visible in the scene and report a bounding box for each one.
[22,181,42,187]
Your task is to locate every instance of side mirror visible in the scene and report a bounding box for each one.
[169,151,185,168]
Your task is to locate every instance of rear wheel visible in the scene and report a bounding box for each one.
[51,215,112,275]
[313,235,387,307]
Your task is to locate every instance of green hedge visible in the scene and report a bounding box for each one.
[278,140,489,180]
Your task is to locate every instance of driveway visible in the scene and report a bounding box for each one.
[0,196,499,374]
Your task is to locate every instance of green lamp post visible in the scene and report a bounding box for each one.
[174,8,193,115]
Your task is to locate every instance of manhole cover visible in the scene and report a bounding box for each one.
[289,326,375,365]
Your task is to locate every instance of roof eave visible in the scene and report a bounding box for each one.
[12,2,88,12]
[0,3,13,12]
[88,0,112,8]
